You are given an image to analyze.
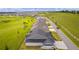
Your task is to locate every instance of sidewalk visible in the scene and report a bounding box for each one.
[54,41,68,49]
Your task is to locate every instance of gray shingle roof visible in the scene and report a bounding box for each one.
[26,33,48,40]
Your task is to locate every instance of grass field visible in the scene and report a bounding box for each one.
[0,16,36,50]
[42,12,79,47]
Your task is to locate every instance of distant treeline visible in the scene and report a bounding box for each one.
[60,10,79,14]
[41,10,79,14]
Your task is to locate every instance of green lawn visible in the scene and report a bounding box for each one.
[42,12,79,47]
[0,16,36,50]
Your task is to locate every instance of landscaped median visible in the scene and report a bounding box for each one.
[49,28,68,49]
[50,31,62,41]
[46,21,51,26]
[46,20,61,41]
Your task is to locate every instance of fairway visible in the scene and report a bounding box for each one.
[44,12,79,47]
[0,16,36,50]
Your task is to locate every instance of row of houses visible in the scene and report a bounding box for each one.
[0,12,38,16]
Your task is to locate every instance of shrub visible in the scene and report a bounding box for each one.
[50,32,62,41]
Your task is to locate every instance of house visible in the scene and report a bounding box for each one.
[25,33,48,46]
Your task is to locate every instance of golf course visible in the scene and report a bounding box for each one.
[0,16,36,50]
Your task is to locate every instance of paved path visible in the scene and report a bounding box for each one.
[45,17,79,50]
[35,17,55,45]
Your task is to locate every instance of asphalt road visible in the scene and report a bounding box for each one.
[31,16,55,45]
[45,17,79,50]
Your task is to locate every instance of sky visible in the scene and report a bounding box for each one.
[0,8,79,12]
